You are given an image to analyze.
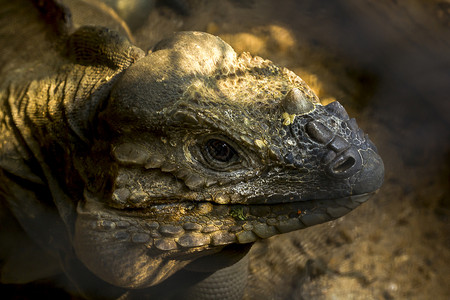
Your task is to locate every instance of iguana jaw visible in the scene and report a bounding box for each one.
[74,190,374,288]
[78,191,374,247]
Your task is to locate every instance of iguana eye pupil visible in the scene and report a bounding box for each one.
[205,139,236,163]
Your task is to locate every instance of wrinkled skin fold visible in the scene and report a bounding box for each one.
[0,1,384,298]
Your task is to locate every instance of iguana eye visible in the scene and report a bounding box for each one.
[205,139,237,163]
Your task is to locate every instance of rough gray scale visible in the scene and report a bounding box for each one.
[252,224,278,238]
[113,143,150,164]
[344,201,362,210]
[177,233,210,248]
[184,174,206,190]
[275,218,304,233]
[161,163,178,172]
[150,231,162,238]
[266,218,278,226]
[94,220,116,231]
[276,215,289,221]
[116,221,131,228]
[352,194,371,203]
[183,222,203,231]
[154,238,178,251]
[144,155,165,169]
[175,168,191,179]
[213,221,223,226]
[112,188,130,204]
[242,224,254,231]
[300,214,331,227]
[211,231,237,246]
[236,231,258,244]
[115,173,129,186]
[145,222,159,230]
[132,233,151,243]
[114,231,130,241]
[229,225,243,233]
[159,225,185,236]
[201,225,219,233]
[128,191,147,204]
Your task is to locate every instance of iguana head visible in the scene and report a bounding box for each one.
[73,32,384,288]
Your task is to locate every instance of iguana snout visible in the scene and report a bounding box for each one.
[303,100,384,193]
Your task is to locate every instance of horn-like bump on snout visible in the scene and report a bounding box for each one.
[281,88,315,115]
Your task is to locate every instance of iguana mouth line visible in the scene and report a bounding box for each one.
[105,191,373,211]
[78,192,374,251]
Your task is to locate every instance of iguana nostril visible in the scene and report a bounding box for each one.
[305,121,334,144]
[333,156,356,173]
[326,147,362,178]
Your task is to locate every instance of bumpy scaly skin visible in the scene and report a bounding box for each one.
[0,1,384,297]
[75,32,383,288]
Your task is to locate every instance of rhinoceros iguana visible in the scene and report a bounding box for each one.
[0,0,384,299]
